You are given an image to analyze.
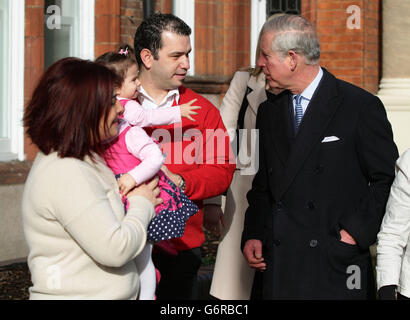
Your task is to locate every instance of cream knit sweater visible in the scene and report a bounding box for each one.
[22,152,155,299]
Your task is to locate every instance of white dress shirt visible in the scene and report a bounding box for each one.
[292,66,324,116]
[138,86,180,110]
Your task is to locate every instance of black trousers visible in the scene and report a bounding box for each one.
[152,247,202,300]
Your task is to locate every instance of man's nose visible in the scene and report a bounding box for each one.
[180,55,190,70]
[256,55,265,68]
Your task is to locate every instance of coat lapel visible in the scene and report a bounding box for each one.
[247,74,267,116]
[269,90,294,168]
[276,69,343,199]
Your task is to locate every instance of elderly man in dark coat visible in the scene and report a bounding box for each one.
[241,14,398,299]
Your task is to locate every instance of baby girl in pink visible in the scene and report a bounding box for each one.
[96,46,199,300]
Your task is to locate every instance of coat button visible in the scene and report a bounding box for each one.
[268,167,273,175]
[316,165,324,174]
[307,201,315,210]
[309,239,318,247]
[273,239,281,246]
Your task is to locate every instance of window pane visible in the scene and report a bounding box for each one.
[267,0,301,16]
[44,18,73,69]
[44,0,76,69]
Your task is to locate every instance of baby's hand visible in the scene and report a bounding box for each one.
[118,173,136,195]
[180,98,201,121]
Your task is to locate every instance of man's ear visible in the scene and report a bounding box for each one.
[287,50,298,72]
[140,48,154,69]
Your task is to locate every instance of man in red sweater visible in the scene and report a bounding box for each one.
[134,13,235,299]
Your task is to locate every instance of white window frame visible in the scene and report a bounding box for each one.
[0,0,25,161]
[173,0,195,76]
[77,0,95,60]
[250,0,267,67]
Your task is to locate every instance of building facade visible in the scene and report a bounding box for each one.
[1,0,409,264]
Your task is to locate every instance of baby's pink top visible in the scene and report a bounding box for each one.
[121,98,181,127]
[104,122,164,185]
[104,98,181,185]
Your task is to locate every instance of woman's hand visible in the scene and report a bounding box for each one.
[127,176,163,207]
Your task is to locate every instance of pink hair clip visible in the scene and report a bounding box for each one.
[119,48,128,56]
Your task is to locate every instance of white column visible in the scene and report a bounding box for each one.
[250,0,266,67]
[173,0,195,76]
[377,0,410,155]
[78,0,95,60]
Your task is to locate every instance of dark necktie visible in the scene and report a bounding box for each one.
[294,94,304,130]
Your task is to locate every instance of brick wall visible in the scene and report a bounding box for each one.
[186,0,251,104]
[363,0,380,94]
[99,0,172,57]
[304,0,380,94]
[94,0,121,58]
[195,0,251,77]
[24,0,44,161]
[120,0,143,47]
[155,0,172,13]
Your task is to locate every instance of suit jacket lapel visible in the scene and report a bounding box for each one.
[276,69,343,199]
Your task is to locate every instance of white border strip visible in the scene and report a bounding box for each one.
[173,0,195,76]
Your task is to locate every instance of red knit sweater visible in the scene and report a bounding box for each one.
[144,86,236,251]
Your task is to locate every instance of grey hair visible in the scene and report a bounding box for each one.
[261,14,320,65]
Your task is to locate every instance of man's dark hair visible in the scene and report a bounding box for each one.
[134,13,191,67]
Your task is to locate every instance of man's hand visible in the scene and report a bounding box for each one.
[243,239,266,271]
[161,165,182,186]
[203,204,225,236]
[340,229,356,245]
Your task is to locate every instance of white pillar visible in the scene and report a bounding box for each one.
[377,0,410,155]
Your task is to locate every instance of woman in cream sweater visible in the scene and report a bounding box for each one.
[377,148,410,300]
[22,57,161,299]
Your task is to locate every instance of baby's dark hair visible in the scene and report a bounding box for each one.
[95,44,137,84]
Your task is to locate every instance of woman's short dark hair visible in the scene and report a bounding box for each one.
[24,57,121,160]
[134,13,191,67]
